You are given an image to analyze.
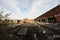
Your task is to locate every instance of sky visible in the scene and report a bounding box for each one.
[0,0,60,20]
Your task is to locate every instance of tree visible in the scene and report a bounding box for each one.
[4,13,11,20]
[4,13,11,24]
[0,11,4,20]
[0,11,13,40]
[0,11,11,24]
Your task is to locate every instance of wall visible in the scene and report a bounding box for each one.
[56,16,60,23]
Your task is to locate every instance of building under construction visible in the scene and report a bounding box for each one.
[35,4,60,23]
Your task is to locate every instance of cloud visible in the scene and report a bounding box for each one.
[28,0,60,18]
[0,0,60,19]
[28,0,48,18]
[0,0,25,19]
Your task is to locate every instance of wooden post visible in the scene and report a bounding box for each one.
[34,34,37,40]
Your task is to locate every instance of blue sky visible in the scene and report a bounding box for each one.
[0,0,60,19]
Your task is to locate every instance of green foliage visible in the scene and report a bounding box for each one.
[3,20,10,24]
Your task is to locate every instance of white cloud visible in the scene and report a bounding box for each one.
[28,0,60,18]
[0,0,60,19]
[28,0,47,18]
[0,0,25,19]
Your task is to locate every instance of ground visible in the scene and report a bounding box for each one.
[0,23,60,40]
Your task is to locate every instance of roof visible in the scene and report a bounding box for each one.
[35,4,60,19]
